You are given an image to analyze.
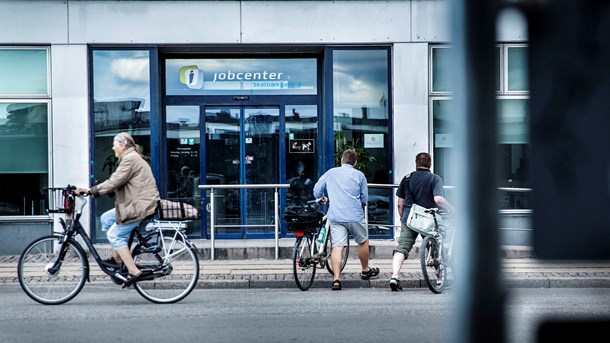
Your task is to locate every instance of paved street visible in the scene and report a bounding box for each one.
[0,285,609,343]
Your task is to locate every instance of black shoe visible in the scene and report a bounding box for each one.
[121,270,153,288]
[389,277,403,291]
[102,257,121,272]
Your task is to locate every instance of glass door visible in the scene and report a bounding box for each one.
[204,106,280,238]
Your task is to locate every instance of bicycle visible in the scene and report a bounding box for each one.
[285,200,350,291]
[419,209,455,294]
[17,185,200,305]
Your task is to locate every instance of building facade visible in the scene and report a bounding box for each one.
[0,1,529,252]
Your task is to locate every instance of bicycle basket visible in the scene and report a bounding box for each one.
[284,205,323,232]
[158,198,200,220]
[44,187,75,215]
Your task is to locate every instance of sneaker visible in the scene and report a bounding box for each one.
[389,277,403,291]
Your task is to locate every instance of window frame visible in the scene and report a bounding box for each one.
[429,45,453,96]
[503,43,529,95]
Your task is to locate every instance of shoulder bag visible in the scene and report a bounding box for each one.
[404,172,441,236]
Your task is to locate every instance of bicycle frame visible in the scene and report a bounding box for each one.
[48,194,117,281]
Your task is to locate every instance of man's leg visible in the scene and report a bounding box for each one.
[392,251,406,276]
[357,239,370,272]
[329,223,349,289]
[390,223,418,290]
[331,246,344,281]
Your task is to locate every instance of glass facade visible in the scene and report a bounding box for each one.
[0,47,50,216]
[91,49,151,236]
[332,49,392,235]
[87,47,393,239]
[431,44,530,209]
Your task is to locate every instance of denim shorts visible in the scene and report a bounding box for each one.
[100,208,142,250]
[330,221,368,247]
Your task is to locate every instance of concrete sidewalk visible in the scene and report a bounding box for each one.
[2,239,610,289]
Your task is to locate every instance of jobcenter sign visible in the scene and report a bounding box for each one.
[167,58,317,95]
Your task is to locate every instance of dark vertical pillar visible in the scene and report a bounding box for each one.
[450,0,505,342]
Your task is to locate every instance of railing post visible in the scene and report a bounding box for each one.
[210,188,215,261]
[274,187,279,260]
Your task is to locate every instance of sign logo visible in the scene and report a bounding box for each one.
[179,65,204,89]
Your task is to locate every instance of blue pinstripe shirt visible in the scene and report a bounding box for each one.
[313,164,368,223]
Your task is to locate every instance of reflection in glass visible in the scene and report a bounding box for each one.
[0,102,49,215]
[205,107,241,235]
[166,106,202,237]
[431,99,530,209]
[92,50,151,237]
[498,99,530,209]
[333,49,391,235]
[285,105,317,206]
[244,108,280,234]
[432,47,453,93]
[507,47,529,92]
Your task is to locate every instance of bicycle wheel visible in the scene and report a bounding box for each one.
[18,235,88,305]
[420,235,446,294]
[325,231,349,275]
[292,235,316,291]
[133,232,199,304]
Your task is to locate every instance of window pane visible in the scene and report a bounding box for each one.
[507,47,529,92]
[498,99,530,208]
[432,99,456,188]
[0,102,49,215]
[333,49,391,235]
[285,105,317,206]
[498,99,529,144]
[432,47,453,92]
[166,105,202,237]
[92,50,151,236]
[0,49,48,95]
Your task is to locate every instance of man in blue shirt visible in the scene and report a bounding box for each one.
[313,149,379,290]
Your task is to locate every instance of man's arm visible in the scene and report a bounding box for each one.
[312,172,327,200]
[397,197,405,218]
[434,195,455,213]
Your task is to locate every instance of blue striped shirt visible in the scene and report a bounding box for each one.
[313,164,368,223]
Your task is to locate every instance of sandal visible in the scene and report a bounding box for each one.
[331,279,342,291]
[360,267,380,280]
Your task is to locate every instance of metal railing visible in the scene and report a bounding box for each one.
[198,184,290,260]
[199,183,533,260]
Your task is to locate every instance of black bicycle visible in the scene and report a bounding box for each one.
[17,185,199,304]
[285,200,350,291]
[419,209,455,294]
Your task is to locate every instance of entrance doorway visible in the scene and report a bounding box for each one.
[165,104,319,239]
[205,106,279,238]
